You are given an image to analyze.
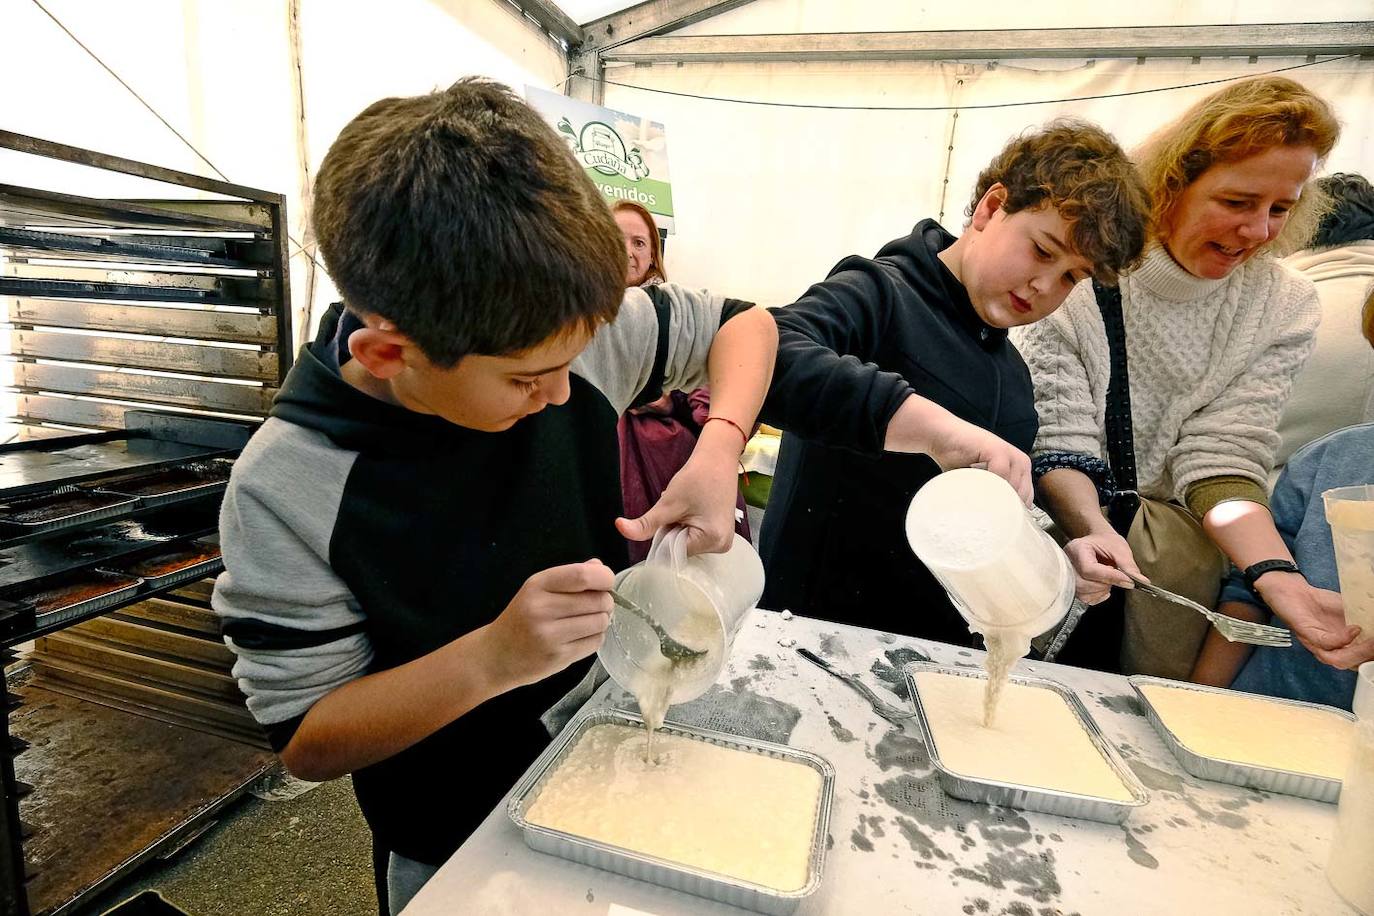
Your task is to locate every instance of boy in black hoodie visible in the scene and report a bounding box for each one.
[759,121,1148,643]
[212,79,775,912]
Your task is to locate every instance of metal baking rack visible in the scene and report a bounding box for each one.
[0,131,293,916]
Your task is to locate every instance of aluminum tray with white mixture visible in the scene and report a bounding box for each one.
[906,661,1148,824]
[508,707,834,915]
[1130,675,1354,803]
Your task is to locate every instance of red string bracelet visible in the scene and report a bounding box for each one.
[704,415,749,450]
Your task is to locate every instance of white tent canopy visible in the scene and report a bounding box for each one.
[580,1,1373,305]
[2,0,1371,329]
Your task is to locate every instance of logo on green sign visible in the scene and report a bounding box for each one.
[557,117,650,182]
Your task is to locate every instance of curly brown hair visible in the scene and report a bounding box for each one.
[1135,76,1340,256]
[313,78,626,367]
[968,120,1150,285]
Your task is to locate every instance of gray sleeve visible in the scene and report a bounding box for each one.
[573,282,729,414]
[211,421,373,729]
[1168,276,1320,499]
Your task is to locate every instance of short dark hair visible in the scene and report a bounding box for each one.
[1311,173,1374,249]
[967,120,1150,285]
[313,78,626,366]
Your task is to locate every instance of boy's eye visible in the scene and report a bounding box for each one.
[1033,244,1051,260]
[513,378,540,392]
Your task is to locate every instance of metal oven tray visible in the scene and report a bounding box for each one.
[1129,676,1354,803]
[100,541,222,590]
[93,458,234,509]
[23,571,145,630]
[906,662,1149,824]
[508,707,834,915]
[0,488,138,535]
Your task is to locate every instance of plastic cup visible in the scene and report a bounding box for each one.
[1327,661,1374,915]
[1323,485,1374,634]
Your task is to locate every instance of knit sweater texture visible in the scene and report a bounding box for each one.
[1014,246,1320,504]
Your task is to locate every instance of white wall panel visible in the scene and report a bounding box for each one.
[1,0,568,342]
[604,55,1373,308]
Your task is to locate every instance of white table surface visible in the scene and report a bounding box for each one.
[404,610,1354,916]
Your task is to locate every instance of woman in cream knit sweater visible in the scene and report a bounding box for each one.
[1017,76,1373,678]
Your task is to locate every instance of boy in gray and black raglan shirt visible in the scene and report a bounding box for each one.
[212,80,775,912]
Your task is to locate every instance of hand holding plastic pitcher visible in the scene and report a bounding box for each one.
[599,527,764,713]
[615,431,745,556]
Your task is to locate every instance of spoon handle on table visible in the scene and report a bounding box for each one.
[796,647,917,722]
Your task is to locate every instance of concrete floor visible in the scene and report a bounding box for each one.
[83,775,376,916]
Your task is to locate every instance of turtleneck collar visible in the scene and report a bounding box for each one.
[1131,244,1231,303]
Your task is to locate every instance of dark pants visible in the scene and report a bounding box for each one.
[372,839,389,916]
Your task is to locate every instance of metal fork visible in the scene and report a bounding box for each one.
[1123,571,1292,647]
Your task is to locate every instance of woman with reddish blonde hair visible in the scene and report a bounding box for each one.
[612,201,667,287]
[1017,75,1371,678]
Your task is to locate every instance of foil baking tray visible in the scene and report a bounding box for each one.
[906,662,1149,824]
[508,707,834,915]
[1129,676,1354,803]
[17,569,145,629]
[0,488,138,535]
[101,540,222,590]
[94,458,234,509]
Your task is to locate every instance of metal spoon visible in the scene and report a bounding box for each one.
[796,647,922,724]
[609,588,708,661]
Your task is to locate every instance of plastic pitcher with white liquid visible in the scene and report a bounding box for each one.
[1324,485,1374,635]
[598,528,764,729]
[905,468,1082,660]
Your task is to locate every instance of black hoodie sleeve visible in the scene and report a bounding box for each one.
[759,257,915,455]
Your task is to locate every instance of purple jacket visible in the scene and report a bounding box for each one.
[618,388,751,563]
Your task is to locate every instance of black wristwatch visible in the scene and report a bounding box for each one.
[1242,559,1303,592]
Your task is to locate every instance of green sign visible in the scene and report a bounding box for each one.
[526,86,675,232]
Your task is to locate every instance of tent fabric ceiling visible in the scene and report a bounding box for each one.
[3,0,1368,336]
[555,1,640,24]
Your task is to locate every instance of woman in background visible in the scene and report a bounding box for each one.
[614,201,667,287]
[1271,172,1374,470]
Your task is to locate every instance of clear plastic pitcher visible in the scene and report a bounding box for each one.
[1324,485,1374,634]
[1328,660,1374,915]
[905,468,1079,655]
[599,528,764,717]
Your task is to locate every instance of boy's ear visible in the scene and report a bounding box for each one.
[347,324,414,380]
[969,183,1009,232]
